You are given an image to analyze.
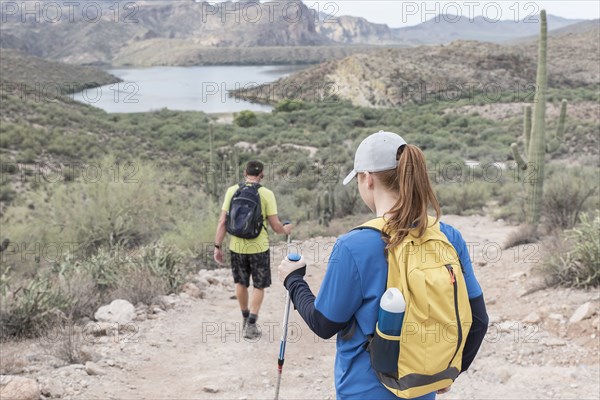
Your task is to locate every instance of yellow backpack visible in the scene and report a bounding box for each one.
[358,216,472,398]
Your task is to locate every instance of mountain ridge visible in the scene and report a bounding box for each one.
[0,0,588,66]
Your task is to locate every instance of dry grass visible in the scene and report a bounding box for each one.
[0,349,27,374]
[503,225,539,249]
[42,325,92,365]
[110,267,167,306]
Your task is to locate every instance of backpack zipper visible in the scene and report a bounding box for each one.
[446,264,463,368]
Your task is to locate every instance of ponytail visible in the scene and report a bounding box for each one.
[378,144,441,248]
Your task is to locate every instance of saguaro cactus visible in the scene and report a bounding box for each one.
[510,10,568,226]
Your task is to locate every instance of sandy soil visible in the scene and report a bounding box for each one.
[3,215,599,400]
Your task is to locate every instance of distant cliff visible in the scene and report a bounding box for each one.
[232,20,600,107]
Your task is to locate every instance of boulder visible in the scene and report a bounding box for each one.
[569,302,596,324]
[0,376,39,400]
[85,361,107,376]
[182,282,203,298]
[40,379,64,398]
[94,299,135,324]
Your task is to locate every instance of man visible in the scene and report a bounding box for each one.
[214,160,292,339]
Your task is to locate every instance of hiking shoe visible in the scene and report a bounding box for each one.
[244,323,261,340]
[242,317,248,331]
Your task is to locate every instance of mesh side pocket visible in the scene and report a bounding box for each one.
[368,324,400,377]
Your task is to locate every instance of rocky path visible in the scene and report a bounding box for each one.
[3,216,599,399]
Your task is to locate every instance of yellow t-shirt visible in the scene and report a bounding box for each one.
[221,183,278,254]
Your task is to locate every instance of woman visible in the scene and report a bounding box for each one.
[278,131,489,400]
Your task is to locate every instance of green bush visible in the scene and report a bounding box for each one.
[234,110,258,127]
[161,198,220,254]
[543,167,599,230]
[141,242,184,294]
[542,211,600,288]
[435,181,492,215]
[6,157,173,255]
[0,276,71,338]
[275,99,305,112]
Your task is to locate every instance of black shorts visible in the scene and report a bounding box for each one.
[230,250,271,289]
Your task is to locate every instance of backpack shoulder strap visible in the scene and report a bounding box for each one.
[351,217,388,236]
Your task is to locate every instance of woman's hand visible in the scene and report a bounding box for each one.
[278,255,306,285]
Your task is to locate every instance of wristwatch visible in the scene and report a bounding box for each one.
[214,244,221,249]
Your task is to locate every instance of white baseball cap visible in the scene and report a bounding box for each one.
[342,131,407,185]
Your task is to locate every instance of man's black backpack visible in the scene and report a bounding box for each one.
[226,183,265,239]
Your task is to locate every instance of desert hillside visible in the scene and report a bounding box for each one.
[233,20,600,107]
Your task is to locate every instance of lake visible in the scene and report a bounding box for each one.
[73,65,305,114]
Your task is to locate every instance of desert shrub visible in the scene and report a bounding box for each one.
[111,266,167,306]
[0,276,71,338]
[160,196,219,254]
[141,242,184,294]
[435,181,492,215]
[0,181,16,203]
[81,247,128,291]
[543,167,599,230]
[43,325,91,365]
[503,225,539,249]
[275,99,305,112]
[6,157,173,256]
[17,149,36,163]
[53,256,102,319]
[234,110,258,127]
[542,211,600,288]
[0,349,27,374]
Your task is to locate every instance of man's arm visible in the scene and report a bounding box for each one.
[267,215,292,235]
[213,210,227,265]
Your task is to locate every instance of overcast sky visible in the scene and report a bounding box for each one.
[307,1,600,28]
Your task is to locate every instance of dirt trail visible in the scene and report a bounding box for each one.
[9,215,599,399]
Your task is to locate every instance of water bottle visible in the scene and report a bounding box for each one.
[378,288,406,336]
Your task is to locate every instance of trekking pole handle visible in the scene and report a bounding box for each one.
[286,253,306,276]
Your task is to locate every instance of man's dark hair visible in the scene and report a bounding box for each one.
[246,161,264,177]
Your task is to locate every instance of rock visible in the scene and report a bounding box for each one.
[182,282,203,299]
[206,276,220,285]
[548,313,564,321]
[195,279,208,290]
[203,386,220,393]
[56,364,85,377]
[40,380,64,398]
[80,345,102,362]
[134,313,148,322]
[94,299,135,324]
[509,271,526,281]
[0,376,39,400]
[156,295,179,310]
[523,312,541,324]
[106,359,116,367]
[569,302,596,324]
[85,361,107,376]
[542,338,566,347]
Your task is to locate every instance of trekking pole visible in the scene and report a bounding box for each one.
[275,221,299,400]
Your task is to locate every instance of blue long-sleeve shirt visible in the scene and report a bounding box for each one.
[284,222,489,400]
